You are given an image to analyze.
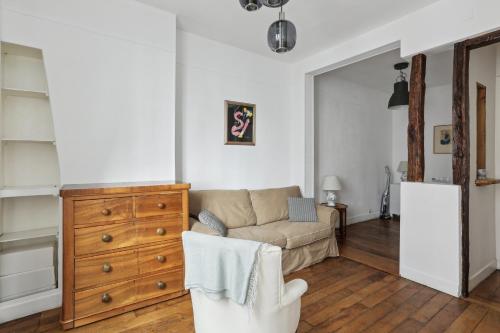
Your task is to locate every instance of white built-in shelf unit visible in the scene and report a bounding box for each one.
[0,41,61,318]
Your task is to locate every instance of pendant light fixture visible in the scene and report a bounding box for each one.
[261,0,289,7]
[388,62,410,110]
[239,0,262,11]
[267,4,296,53]
[238,0,297,54]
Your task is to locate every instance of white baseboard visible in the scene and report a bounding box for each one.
[347,212,380,225]
[497,259,500,270]
[0,288,61,324]
[469,260,497,291]
[400,265,460,297]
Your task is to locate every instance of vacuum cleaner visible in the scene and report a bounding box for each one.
[379,166,392,220]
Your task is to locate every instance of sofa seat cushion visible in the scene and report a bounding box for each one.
[190,190,257,229]
[260,220,333,250]
[227,226,287,249]
[249,186,302,226]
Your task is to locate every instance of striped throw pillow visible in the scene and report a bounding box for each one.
[288,197,318,222]
[198,209,228,236]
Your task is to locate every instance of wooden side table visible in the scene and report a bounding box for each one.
[321,203,348,240]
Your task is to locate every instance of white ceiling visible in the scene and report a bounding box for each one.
[321,48,454,93]
[137,0,440,63]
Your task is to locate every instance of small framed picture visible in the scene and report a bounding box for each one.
[224,100,256,145]
[434,124,453,154]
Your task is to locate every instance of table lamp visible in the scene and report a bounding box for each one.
[397,161,408,181]
[323,176,341,207]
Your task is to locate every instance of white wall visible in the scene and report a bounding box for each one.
[468,45,497,290]
[0,0,177,184]
[424,85,453,182]
[391,110,408,184]
[294,0,500,196]
[176,31,294,190]
[314,74,391,222]
[400,182,461,297]
[391,84,453,184]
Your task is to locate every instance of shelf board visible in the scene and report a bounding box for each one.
[2,42,43,59]
[0,185,59,198]
[1,87,49,99]
[1,138,56,144]
[0,227,58,244]
[475,178,500,187]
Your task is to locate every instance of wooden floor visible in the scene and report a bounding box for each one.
[468,270,500,313]
[3,257,500,333]
[340,219,400,275]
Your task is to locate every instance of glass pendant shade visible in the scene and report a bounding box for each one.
[388,80,409,110]
[261,0,289,8]
[267,12,296,53]
[239,0,262,11]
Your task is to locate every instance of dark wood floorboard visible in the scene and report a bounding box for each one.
[3,257,500,332]
[339,218,400,275]
[468,270,500,313]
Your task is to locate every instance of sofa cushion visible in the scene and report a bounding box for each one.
[260,220,333,250]
[227,226,287,249]
[190,190,257,229]
[249,186,302,226]
[191,221,221,237]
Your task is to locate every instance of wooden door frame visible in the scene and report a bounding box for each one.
[453,29,500,297]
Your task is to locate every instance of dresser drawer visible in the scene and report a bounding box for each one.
[75,250,138,290]
[74,197,133,225]
[136,219,182,245]
[138,242,183,275]
[135,193,182,218]
[75,223,136,256]
[136,269,184,302]
[75,280,136,318]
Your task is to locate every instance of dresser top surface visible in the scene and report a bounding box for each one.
[60,181,190,197]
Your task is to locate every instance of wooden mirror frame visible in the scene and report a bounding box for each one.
[453,29,500,297]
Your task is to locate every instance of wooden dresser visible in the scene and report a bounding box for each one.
[59,182,190,329]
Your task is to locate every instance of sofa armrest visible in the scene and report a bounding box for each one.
[316,204,339,228]
[190,218,221,236]
[280,279,308,308]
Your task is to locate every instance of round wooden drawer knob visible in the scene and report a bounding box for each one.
[157,203,166,209]
[101,208,111,216]
[156,281,167,290]
[156,228,166,236]
[101,293,112,303]
[101,234,113,243]
[102,263,112,273]
[156,255,166,263]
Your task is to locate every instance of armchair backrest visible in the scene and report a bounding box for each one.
[187,238,304,333]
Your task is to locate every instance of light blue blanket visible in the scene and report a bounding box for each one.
[182,231,263,305]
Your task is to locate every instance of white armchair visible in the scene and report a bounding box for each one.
[188,243,308,333]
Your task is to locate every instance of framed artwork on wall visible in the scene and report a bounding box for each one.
[433,124,453,154]
[224,100,256,145]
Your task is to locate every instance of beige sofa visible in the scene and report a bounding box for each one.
[189,186,339,275]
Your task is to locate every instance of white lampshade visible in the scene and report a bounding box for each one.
[323,176,342,191]
[397,161,408,173]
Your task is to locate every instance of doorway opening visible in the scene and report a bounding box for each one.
[313,48,454,275]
